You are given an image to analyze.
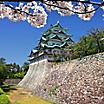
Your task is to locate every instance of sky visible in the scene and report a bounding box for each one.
[0,4,104,66]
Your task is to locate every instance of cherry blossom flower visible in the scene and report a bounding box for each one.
[57,1,73,16]
[27,6,47,28]
[32,1,37,7]
[77,4,95,20]
[18,2,24,9]
[0,1,103,28]
[0,4,6,19]
[101,5,104,10]
[43,1,54,12]
[101,0,104,10]
[22,5,30,13]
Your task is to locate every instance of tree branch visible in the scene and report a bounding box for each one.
[0,0,103,16]
[0,2,37,17]
[0,0,104,7]
[68,0,103,6]
[43,1,101,14]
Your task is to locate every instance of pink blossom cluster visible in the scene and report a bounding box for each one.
[75,3,95,20]
[44,1,96,20]
[0,1,47,28]
[0,1,103,28]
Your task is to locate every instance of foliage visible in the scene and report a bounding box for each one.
[6,62,28,79]
[64,28,104,60]
[0,88,11,104]
[88,28,104,53]
[0,94,11,104]
[1,84,10,92]
[0,57,28,84]
[0,1,103,28]
[11,63,21,73]
[0,88,4,95]
[0,58,6,64]
[21,62,29,73]
[79,29,103,57]
[13,71,25,79]
[0,84,10,92]
[0,84,16,92]
[0,63,9,85]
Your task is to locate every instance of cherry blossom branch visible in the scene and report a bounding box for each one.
[0,0,103,15]
[0,2,37,17]
[0,0,103,27]
[0,0,104,6]
[0,1,47,27]
[43,1,101,14]
[68,0,104,6]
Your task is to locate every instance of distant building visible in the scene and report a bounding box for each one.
[29,22,74,63]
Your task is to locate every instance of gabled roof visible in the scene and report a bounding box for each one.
[41,36,47,41]
[65,37,74,43]
[28,50,33,57]
[42,22,67,36]
[40,42,67,48]
[29,22,74,58]
[50,35,62,41]
[32,49,38,53]
[40,34,63,43]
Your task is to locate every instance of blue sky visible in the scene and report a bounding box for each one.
[0,7,104,65]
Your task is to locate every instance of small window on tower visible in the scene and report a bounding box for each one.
[52,29,60,33]
[52,43,55,45]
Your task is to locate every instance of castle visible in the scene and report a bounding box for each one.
[29,22,74,63]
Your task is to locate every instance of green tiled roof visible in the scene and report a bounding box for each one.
[30,22,74,57]
[42,22,67,36]
[40,22,73,48]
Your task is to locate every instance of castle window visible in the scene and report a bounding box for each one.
[52,43,55,45]
[52,29,59,33]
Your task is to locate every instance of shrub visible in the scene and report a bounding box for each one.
[0,88,4,95]
[1,84,10,92]
[0,64,9,85]
[13,72,25,79]
[0,87,11,104]
[0,94,11,104]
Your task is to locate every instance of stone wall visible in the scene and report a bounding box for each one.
[18,53,104,104]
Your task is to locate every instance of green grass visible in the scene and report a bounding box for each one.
[9,88,55,104]
[14,96,55,104]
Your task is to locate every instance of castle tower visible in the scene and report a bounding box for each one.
[29,22,74,63]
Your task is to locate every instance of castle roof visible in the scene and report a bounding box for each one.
[42,22,67,36]
[30,22,74,57]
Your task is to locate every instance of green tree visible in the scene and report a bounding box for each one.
[16,64,21,72]
[22,62,29,73]
[80,36,89,56]
[73,28,104,59]
[0,64,9,85]
[89,29,104,53]
[0,58,6,64]
[11,63,21,73]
